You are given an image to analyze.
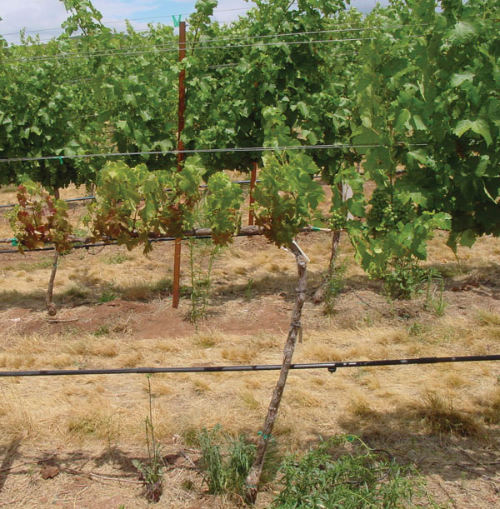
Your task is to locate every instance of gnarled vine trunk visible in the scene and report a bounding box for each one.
[313,228,341,304]
[46,188,60,316]
[244,241,307,504]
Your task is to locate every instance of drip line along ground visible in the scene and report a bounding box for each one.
[0,354,498,378]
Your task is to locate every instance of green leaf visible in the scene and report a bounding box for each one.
[459,229,476,248]
[307,131,318,145]
[296,102,309,118]
[158,139,173,152]
[483,180,497,204]
[454,119,492,146]
[395,109,411,132]
[448,21,476,45]
[407,149,428,164]
[412,115,427,131]
[450,72,475,87]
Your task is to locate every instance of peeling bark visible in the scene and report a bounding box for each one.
[244,242,307,504]
[46,188,60,316]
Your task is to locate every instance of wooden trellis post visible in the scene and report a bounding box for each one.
[172,21,187,309]
[248,161,258,226]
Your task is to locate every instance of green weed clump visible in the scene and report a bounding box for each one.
[188,239,221,326]
[323,260,347,315]
[198,425,256,497]
[273,435,416,508]
[382,259,428,300]
[133,376,164,503]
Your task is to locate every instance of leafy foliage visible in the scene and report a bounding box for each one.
[252,107,324,247]
[9,182,73,253]
[205,172,243,246]
[273,435,416,508]
[198,425,256,497]
[86,159,203,252]
[350,0,500,250]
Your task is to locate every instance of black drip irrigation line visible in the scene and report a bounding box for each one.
[0,355,499,378]
[0,226,281,254]
[0,235,212,255]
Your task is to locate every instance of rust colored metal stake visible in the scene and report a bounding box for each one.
[248,161,258,226]
[172,21,187,309]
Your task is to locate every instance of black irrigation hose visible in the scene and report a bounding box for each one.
[0,195,97,209]
[0,355,499,378]
[2,225,326,255]
[0,229,273,254]
[0,236,210,254]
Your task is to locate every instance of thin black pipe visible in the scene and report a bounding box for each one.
[0,355,498,378]
[0,228,275,255]
[0,235,212,255]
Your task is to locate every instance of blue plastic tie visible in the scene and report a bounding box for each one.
[258,431,271,440]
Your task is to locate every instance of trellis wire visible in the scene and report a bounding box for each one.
[0,355,498,378]
[0,142,427,165]
[5,36,374,64]
[9,23,428,63]
[0,195,94,210]
[0,236,209,255]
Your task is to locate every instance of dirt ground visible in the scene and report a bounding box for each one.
[1,184,500,507]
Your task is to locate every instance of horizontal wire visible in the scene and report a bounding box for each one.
[3,9,409,41]
[4,36,373,64]
[157,23,427,48]
[5,21,429,64]
[0,236,199,254]
[53,50,355,83]
[0,195,94,210]
[16,22,430,55]
[85,24,426,53]
[0,143,428,164]
[0,355,498,377]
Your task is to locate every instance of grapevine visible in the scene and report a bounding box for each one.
[0,0,497,288]
[9,182,73,254]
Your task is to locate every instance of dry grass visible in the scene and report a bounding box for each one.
[1,185,500,507]
[410,390,480,437]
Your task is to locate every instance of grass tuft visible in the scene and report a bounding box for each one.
[413,391,479,436]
